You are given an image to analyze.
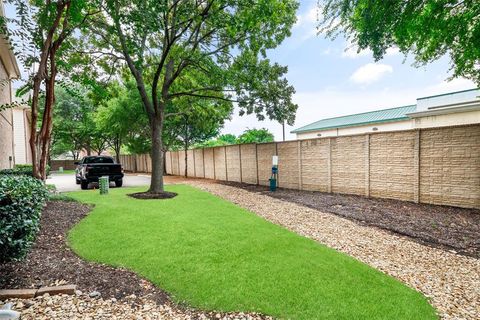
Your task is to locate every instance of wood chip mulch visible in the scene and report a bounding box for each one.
[221,181,480,259]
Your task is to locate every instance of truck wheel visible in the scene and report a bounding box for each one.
[81,180,89,190]
[115,179,123,187]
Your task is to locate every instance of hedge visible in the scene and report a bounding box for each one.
[0,164,50,177]
[0,175,49,262]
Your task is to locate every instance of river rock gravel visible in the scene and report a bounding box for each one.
[168,177,480,320]
[4,292,270,320]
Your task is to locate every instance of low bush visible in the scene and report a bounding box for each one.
[0,164,51,177]
[0,175,48,262]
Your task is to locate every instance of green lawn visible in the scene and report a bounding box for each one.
[68,185,437,319]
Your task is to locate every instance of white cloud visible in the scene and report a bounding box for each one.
[427,77,475,93]
[342,43,401,59]
[305,7,318,23]
[291,5,322,42]
[350,63,393,85]
[295,6,318,28]
[386,47,401,56]
[342,45,371,58]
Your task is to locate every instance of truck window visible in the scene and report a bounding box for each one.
[83,157,114,164]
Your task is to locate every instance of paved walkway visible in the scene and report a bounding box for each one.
[167,176,480,320]
[47,173,151,192]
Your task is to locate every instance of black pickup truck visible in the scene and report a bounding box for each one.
[75,156,124,190]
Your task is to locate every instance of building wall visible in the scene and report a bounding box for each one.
[0,59,13,169]
[296,120,412,140]
[12,108,29,164]
[164,124,480,209]
[412,109,480,129]
[295,108,480,141]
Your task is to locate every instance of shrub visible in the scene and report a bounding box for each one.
[0,175,48,262]
[0,164,50,177]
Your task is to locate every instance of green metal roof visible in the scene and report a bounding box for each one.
[291,105,417,134]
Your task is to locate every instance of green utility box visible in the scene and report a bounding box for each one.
[99,176,109,195]
[269,178,277,192]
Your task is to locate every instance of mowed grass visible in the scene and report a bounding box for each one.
[68,185,437,319]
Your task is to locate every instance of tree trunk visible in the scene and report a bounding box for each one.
[37,54,57,180]
[149,116,165,193]
[114,135,121,163]
[28,1,69,181]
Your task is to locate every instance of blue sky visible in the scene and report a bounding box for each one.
[7,1,476,141]
[224,0,476,140]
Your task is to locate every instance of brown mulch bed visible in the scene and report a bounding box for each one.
[0,201,169,304]
[128,191,177,199]
[220,181,480,258]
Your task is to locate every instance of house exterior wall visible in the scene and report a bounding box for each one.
[12,108,29,164]
[0,58,13,169]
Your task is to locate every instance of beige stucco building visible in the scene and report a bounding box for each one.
[292,89,480,140]
[0,2,31,169]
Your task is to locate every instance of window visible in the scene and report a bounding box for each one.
[83,157,114,164]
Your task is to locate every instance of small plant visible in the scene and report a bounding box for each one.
[48,194,77,202]
[0,175,48,262]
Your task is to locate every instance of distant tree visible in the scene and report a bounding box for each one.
[238,128,275,144]
[319,0,480,84]
[5,0,97,180]
[51,87,95,160]
[94,81,148,162]
[172,100,232,177]
[195,134,238,148]
[217,134,238,145]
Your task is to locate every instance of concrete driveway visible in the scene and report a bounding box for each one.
[47,173,151,192]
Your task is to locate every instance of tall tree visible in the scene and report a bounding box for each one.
[5,0,97,179]
[319,0,480,84]
[87,0,299,195]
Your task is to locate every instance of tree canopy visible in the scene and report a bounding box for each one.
[319,0,480,84]
[82,0,299,193]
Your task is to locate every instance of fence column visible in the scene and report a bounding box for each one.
[213,148,216,180]
[225,146,228,181]
[239,144,243,183]
[327,138,332,193]
[202,149,206,178]
[193,150,196,177]
[275,143,279,187]
[365,134,370,197]
[414,129,421,203]
[297,140,302,190]
[255,144,259,185]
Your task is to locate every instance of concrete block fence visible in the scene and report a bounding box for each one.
[126,124,480,209]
